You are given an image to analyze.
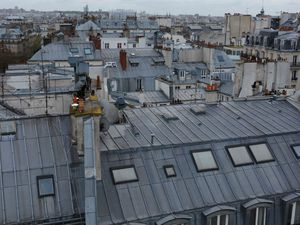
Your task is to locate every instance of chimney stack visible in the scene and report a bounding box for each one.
[120,50,127,70]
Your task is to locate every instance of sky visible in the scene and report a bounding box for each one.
[1,0,300,16]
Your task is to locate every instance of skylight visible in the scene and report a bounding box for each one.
[164,165,176,177]
[227,146,253,167]
[37,175,55,198]
[248,143,274,163]
[111,166,138,184]
[291,144,300,159]
[84,48,92,55]
[191,150,218,172]
[70,48,79,53]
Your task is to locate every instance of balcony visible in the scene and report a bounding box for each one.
[290,63,300,70]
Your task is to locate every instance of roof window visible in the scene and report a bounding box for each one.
[248,143,274,163]
[84,48,92,55]
[37,175,55,198]
[291,144,300,159]
[111,166,138,184]
[70,47,79,53]
[164,165,176,177]
[191,150,218,172]
[226,145,253,167]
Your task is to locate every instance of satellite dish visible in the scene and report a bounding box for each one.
[100,116,110,132]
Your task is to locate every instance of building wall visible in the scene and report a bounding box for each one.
[238,61,292,97]
[244,46,300,90]
[101,37,128,49]
[156,17,172,28]
[254,16,272,33]
[225,14,254,45]
[178,48,203,63]
[155,79,171,98]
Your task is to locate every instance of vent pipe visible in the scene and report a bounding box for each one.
[151,133,155,145]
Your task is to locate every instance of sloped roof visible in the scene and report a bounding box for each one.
[29,41,101,62]
[0,116,82,224]
[213,50,235,69]
[219,81,235,97]
[187,25,203,30]
[76,20,100,31]
[93,128,300,224]
[100,48,161,60]
[107,57,172,79]
[100,20,124,30]
[100,99,300,150]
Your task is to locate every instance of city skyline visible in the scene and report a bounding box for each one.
[1,0,300,16]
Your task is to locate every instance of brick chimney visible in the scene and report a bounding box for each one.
[120,50,127,70]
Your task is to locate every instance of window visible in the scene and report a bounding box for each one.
[186,86,191,89]
[293,55,297,65]
[105,43,110,49]
[292,71,298,81]
[291,144,300,159]
[110,166,138,184]
[287,201,300,225]
[248,143,274,163]
[180,70,185,77]
[117,43,122,48]
[191,150,218,172]
[227,145,253,167]
[84,48,92,55]
[133,43,136,48]
[37,175,55,197]
[137,78,142,91]
[164,165,176,177]
[175,86,180,90]
[210,214,229,225]
[249,207,267,225]
[70,47,79,53]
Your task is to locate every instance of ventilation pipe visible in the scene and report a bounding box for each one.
[151,133,155,145]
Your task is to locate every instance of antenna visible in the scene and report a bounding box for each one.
[260,0,265,15]
[41,46,48,115]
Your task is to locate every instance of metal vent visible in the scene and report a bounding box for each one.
[190,105,206,115]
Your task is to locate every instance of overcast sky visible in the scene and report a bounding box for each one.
[1,0,299,16]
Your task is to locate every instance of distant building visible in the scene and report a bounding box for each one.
[224,13,255,45]
[186,24,203,41]
[243,30,300,92]
[102,48,172,92]
[29,40,103,67]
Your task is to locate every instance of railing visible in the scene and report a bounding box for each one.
[290,63,300,69]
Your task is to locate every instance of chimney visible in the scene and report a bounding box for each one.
[119,50,127,70]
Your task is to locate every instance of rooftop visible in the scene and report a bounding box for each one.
[29,41,102,62]
[100,99,300,151]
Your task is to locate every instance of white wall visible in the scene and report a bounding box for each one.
[155,79,171,98]
[239,63,257,97]
[156,17,172,28]
[101,37,128,49]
